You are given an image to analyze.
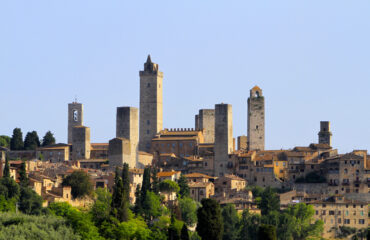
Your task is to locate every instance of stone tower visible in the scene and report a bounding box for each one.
[214,103,233,177]
[139,55,163,152]
[198,109,215,143]
[237,135,248,151]
[247,86,265,151]
[318,121,332,146]
[72,126,90,160]
[68,102,83,144]
[116,106,139,167]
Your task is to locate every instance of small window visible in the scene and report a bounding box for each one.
[147,120,150,125]
[146,130,150,134]
[256,125,258,130]
[147,83,151,87]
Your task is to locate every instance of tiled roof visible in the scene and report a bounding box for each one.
[157,171,180,177]
[184,172,212,178]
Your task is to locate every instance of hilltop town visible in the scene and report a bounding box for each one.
[0,56,369,239]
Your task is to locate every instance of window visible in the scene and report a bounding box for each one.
[147,83,151,87]
[344,219,350,224]
[146,130,150,134]
[315,211,318,215]
[276,162,278,166]
[359,219,365,224]
[179,143,183,148]
[338,218,341,223]
[147,120,150,125]
[256,125,258,130]
[200,190,204,195]
[353,205,356,208]
[172,143,176,148]
[329,211,335,215]
[192,190,194,194]
[322,204,326,208]
[360,211,364,216]
[345,210,349,216]
[344,169,348,174]
[322,210,326,215]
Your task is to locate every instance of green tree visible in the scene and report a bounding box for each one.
[19,186,43,215]
[151,167,159,195]
[19,161,29,187]
[179,197,198,227]
[237,210,261,240]
[3,155,10,178]
[0,135,11,148]
[222,204,239,240]
[259,187,280,215]
[134,184,142,214]
[10,128,24,150]
[168,214,181,240]
[258,224,277,240]
[0,176,20,200]
[143,191,163,221]
[24,131,40,150]
[42,131,56,146]
[181,224,190,240]
[62,170,93,199]
[141,167,151,204]
[178,174,190,198]
[0,195,16,212]
[197,198,223,240]
[159,180,180,193]
[91,188,112,226]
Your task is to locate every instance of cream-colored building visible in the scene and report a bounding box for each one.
[189,181,214,202]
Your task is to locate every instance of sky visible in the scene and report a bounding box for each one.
[1,1,369,153]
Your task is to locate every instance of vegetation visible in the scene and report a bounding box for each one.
[10,127,24,150]
[159,179,180,193]
[179,197,198,227]
[178,174,190,198]
[62,170,93,199]
[24,131,41,150]
[42,131,56,146]
[0,135,11,148]
[222,204,239,240]
[197,198,223,240]
[258,224,277,240]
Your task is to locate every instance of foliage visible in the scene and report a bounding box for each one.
[168,214,181,240]
[151,167,159,195]
[336,226,357,238]
[42,131,56,146]
[90,188,112,226]
[258,224,277,240]
[19,186,43,215]
[115,217,152,240]
[24,131,41,150]
[197,198,223,240]
[259,187,280,215]
[0,211,80,240]
[49,202,102,240]
[10,128,24,150]
[181,224,190,240]
[0,176,20,200]
[62,170,93,199]
[19,161,29,187]
[143,191,163,221]
[295,172,326,183]
[178,174,190,198]
[0,195,16,212]
[3,156,10,178]
[222,204,239,240]
[159,180,180,193]
[179,197,198,227]
[111,166,131,222]
[237,210,261,240]
[0,135,11,148]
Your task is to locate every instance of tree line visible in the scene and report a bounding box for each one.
[0,128,56,150]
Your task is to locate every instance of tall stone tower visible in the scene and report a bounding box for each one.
[116,106,139,167]
[72,126,90,160]
[214,104,233,177]
[139,55,163,152]
[68,102,83,144]
[247,86,265,151]
[318,121,332,146]
[198,109,215,143]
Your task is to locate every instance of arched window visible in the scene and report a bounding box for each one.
[255,91,260,97]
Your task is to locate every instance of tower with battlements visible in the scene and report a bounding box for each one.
[139,55,163,152]
[247,86,265,151]
[68,102,83,144]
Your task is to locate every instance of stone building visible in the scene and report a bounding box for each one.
[214,103,233,177]
[36,144,70,162]
[68,102,83,144]
[189,181,215,202]
[318,121,332,147]
[71,126,90,160]
[237,135,248,151]
[247,86,265,151]
[139,55,163,153]
[108,138,134,169]
[196,109,215,143]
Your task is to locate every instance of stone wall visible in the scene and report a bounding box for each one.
[247,86,265,151]
[199,109,215,143]
[68,102,83,144]
[72,126,90,160]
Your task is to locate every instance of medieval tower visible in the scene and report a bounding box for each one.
[198,109,215,143]
[318,121,332,146]
[214,103,233,177]
[72,126,90,160]
[247,86,265,151]
[139,55,163,152]
[68,102,83,144]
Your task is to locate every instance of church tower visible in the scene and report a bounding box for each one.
[247,86,265,151]
[139,55,163,152]
[68,102,83,144]
[318,121,332,146]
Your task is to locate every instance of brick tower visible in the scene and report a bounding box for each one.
[139,55,163,152]
[247,86,265,151]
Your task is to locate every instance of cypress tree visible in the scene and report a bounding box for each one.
[121,163,130,221]
[42,131,56,146]
[111,167,123,220]
[140,167,151,207]
[180,224,190,240]
[3,155,10,178]
[24,131,40,150]
[151,167,159,195]
[197,198,223,240]
[10,128,24,150]
[168,214,180,240]
[19,161,29,187]
[257,224,277,240]
[134,184,142,214]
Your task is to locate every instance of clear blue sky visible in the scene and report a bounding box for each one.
[1,1,369,153]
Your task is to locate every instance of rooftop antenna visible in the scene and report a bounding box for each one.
[74,95,78,103]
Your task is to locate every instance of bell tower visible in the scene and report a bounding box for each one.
[68,101,83,144]
[139,55,163,152]
[247,86,265,151]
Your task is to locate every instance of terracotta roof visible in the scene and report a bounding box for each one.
[189,182,213,188]
[139,151,153,156]
[157,171,180,177]
[223,174,246,181]
[184,173,212,178]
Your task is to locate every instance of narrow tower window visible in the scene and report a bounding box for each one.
[147,83,151,87]
[255,91,260,97]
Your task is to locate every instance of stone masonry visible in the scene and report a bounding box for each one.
[139,55,163,152]
[214,103,233,177]
[109,138,133,169]
[198,109,215,143]
[72,126,90,160]
[318,121,332,146]
[116,106,139,168]
[247,86,265,151]
[68,102,83,144]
